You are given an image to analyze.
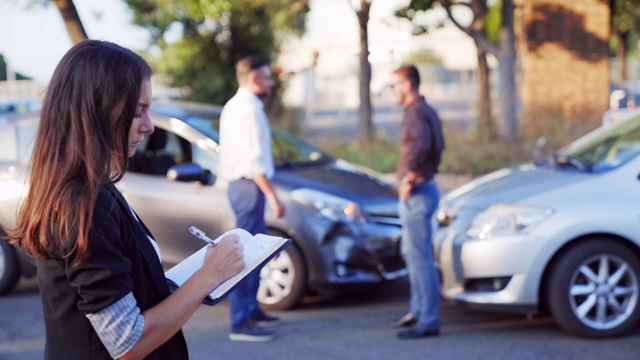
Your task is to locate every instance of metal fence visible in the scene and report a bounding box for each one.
[0,80,45,104]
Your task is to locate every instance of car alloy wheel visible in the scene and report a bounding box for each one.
[548,239,640,337]
[258,241,307,311]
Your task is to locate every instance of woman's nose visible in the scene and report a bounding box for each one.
[141,115,154,134]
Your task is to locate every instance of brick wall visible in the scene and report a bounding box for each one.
[516,0,610,136]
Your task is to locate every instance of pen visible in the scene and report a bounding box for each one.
[189,226,218,246]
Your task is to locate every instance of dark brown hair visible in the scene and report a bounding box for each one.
[235,55,269,84]
[394,64,421,91]
[9,40,152,261]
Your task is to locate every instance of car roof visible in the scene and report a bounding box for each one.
[150,99,223,119]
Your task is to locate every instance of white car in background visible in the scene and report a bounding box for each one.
[435,113,640,338]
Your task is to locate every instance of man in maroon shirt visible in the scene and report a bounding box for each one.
[388,64,445,339]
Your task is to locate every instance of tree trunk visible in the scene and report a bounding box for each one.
[497,0,517,143]
[52,0,88,44]
[470,0,493,141]
[356,0,374,147]
[615,31,628,86]
[476,47,493,140]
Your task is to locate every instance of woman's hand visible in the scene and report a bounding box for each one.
[201,234,245,284]
[125,234,245,359]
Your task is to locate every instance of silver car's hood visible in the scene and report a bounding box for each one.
[442,163,590,212]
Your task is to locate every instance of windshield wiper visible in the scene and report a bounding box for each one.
[553,153,590,172]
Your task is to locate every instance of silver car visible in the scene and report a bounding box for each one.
[435,113,640,337]
[0,100,405,310]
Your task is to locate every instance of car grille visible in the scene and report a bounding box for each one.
[464,277,511,292]
[369,213,401,226]
[379,257,405,272]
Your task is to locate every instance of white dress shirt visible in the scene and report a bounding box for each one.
[218,87,275,181]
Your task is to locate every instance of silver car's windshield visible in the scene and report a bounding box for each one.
[557,114,640,172]
[183,115,331,166]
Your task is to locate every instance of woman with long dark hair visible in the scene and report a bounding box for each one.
[9,40,244,359]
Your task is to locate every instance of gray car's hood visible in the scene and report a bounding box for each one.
[276,161,395,199]
[274,159,397,215]
[442,163,589,212]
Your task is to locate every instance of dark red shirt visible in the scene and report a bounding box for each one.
[396,96,445,183]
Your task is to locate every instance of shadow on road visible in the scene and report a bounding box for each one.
[294,277,410,311]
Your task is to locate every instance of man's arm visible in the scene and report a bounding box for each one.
[399,170,419,201]
[252,173,285,218]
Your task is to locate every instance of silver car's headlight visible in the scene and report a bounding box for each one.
[466,204,553,239]
[291,188,365,223]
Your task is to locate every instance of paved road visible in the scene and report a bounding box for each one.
[2,277,640,360]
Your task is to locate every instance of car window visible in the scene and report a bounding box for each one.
[182,115,331,167]
[271,128,329,166]
[560,115,640,172]
[192,144,218,174]
[128,128,192,176]
[184,115,220,143]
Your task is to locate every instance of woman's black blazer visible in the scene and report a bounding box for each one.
[36,184,189,359]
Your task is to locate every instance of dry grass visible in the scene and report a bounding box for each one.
[318,118,599,182]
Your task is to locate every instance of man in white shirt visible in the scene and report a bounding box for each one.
[218,55,285,342]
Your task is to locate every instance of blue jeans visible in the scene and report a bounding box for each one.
[227,179,266,328]
[399,179,441,330]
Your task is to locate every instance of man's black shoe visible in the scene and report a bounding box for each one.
[388,314,417,328]
[229,322,275,342]
[251,312,280,327]
[397,325,439,339]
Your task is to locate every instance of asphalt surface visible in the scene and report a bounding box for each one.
[2,277,640,360]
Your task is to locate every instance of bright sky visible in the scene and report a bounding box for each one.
[0,0,150,83]
[0,0,459,85]
[0,0,420,83]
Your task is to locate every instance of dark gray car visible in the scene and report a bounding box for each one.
[0,100,405,310]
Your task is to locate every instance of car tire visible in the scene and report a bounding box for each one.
[258,239,307,311]
[547,239,640,338]
[0,239,21,295]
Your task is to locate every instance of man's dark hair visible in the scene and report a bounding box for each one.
[394,64,420,91]
[236,55,269,83]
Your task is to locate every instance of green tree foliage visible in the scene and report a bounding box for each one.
[612,0,640,33]
[611,0,640,82]
[484,0,501,45]
[124,0,309,107]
